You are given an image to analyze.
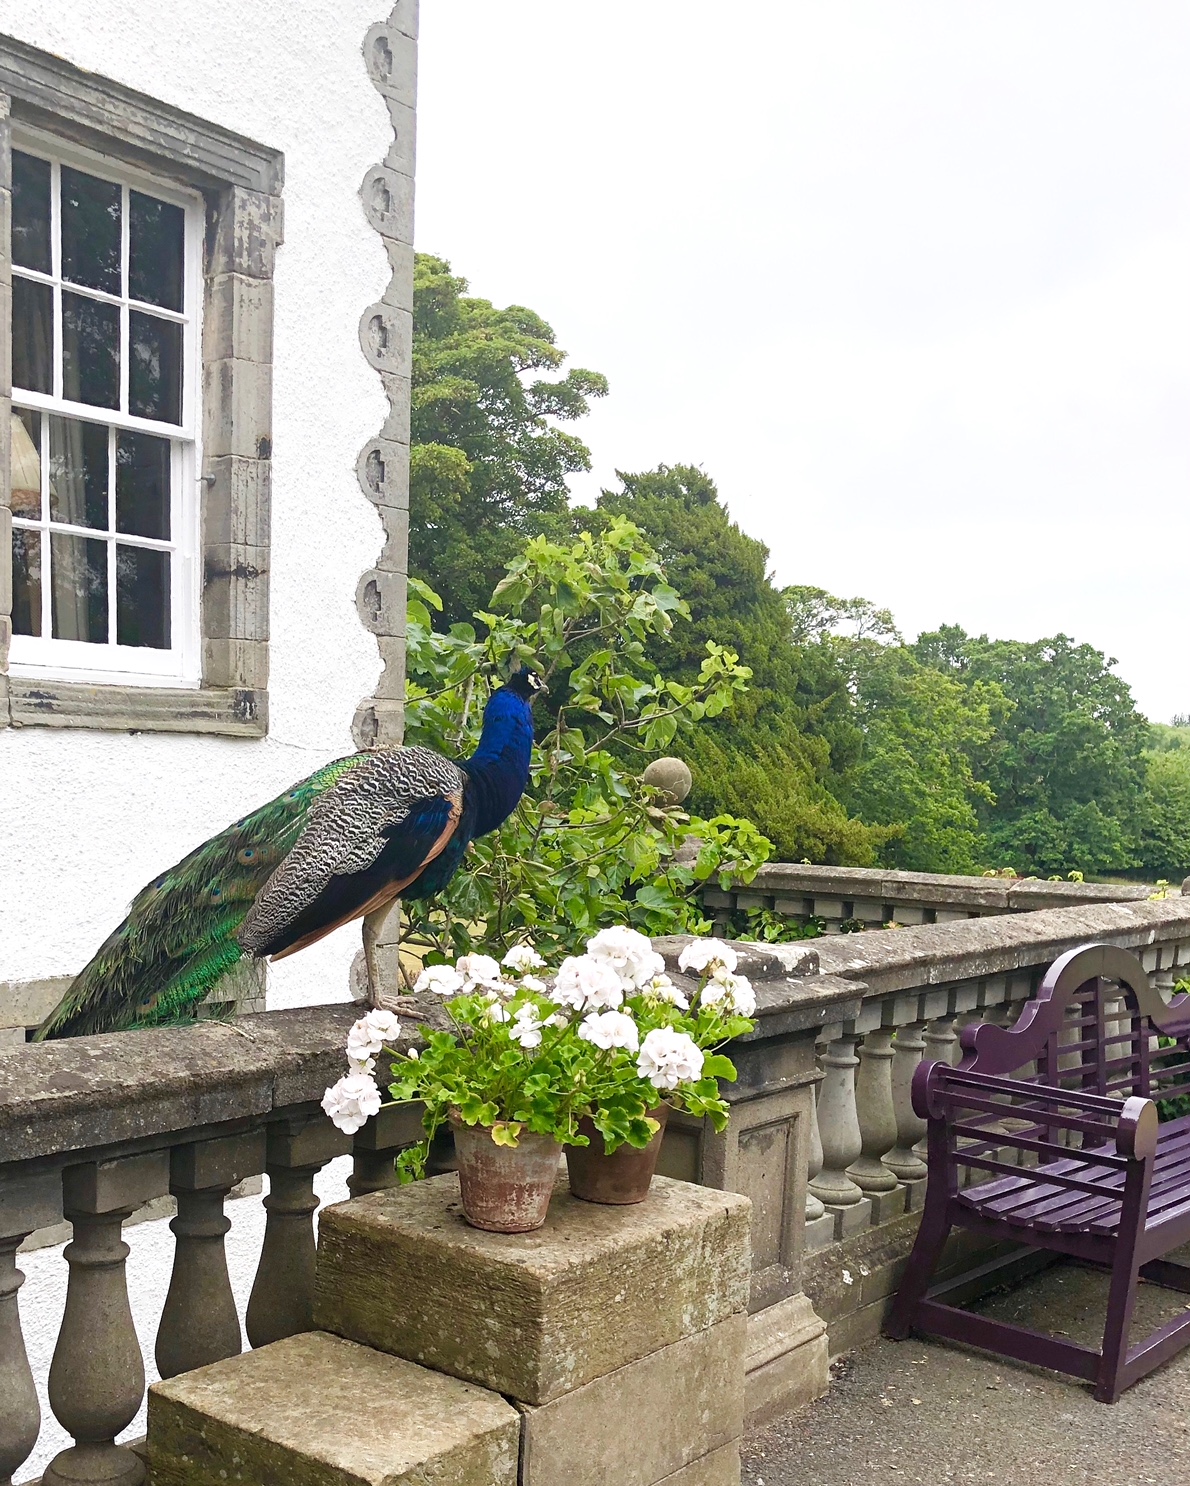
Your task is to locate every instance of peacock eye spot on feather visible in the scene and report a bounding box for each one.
[209,885,224,902]
[237,847,258,865]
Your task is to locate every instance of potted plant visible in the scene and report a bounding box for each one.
[551,928,756,1204]
[321,928,755,1230]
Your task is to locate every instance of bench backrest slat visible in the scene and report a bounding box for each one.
[958,943,1190,1111]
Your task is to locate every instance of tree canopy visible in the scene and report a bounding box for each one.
[406,250,1188,884]
[913,628,1152,875]
[409,254,608,624]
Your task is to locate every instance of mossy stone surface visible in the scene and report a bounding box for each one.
[314,1174,752,1404]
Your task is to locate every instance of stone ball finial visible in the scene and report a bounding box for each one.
[1182,875,1190,896]
[641,756,692,805]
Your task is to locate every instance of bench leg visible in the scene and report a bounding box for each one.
[1095,1161,1151,1404]
[1096,1255,1142,1403]
[885,1194,951,1341]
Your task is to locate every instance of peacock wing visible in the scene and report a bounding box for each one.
[237,746,468,960]
[34,753,367,1039]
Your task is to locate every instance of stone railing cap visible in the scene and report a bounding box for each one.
[0,1004,362,1169]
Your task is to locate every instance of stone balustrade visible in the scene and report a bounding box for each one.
[5,892,1190,1482]
[0,1005,432,1486]
[703,861,1157,935]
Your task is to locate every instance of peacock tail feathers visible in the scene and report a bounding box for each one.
[34,753,367,1040]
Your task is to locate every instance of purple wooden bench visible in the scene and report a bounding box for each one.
[885,941,1190,1402]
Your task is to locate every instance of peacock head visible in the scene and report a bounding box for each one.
[505,665,545,702]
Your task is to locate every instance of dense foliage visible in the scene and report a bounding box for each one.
[406,251,1189,885]
[409,255,608,624]
[400,519,773,967]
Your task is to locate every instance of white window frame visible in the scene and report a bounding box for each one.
[9,125,204,688]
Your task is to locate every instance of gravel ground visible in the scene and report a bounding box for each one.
[743,1261,1190,1486]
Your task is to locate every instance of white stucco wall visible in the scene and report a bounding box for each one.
[0,2,398,1009]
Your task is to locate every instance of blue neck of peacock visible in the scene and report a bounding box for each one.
[462,691,535,837]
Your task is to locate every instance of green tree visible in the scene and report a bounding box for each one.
[409,254,608,623]
[1138,750,1190,880]
[593,466,882,863]
[833,643,1000,874]
[401,518,773,966]
[914,627,1151,875]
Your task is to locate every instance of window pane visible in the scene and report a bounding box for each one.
[62,292,120,409]
[129,192,185,311]
[13,277,53,394]
[13,151,51,274]
[129,311,183,424]
[61,165,122,295]
[12,529,43,637]
[116,430,170,539]
[49,416,109,530]
[10,408,42,520]
[117,545,170,648]
[51,532,108,643]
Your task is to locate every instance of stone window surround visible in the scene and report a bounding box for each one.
[0,33,283,738]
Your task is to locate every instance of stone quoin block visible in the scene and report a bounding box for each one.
[314,1174,752,1405]
[147,1331,519,1486]
[518,1314,745,1486]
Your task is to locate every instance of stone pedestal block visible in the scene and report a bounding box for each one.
[519,1315,745,1486]
[744,1292,829,1425]
[803,1211,837,1252]
[314,1174,751,1405]
[827,1195,872,1238]
[147,1331,519,1486]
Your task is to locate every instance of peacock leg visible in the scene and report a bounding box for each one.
[361,903,416,1015]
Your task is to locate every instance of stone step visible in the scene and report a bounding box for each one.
[147,1330,520,1486]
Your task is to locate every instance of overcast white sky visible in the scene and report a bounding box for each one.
[415,2,1190,723]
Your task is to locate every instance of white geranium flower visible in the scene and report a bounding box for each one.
[346,1009,401,1063]
[503,943,545,972]
[321,1071,382,1134]
[456,952,504,990]
[414,963,465,998]
[483,1000,512,1024]
[521,974,549,994]
[637,1028,705,1090]
[677,937,738,977]
[546,1012,570,1029]
[701,970,756,1018]
[586,925,666,990]
[645,973,690,1011]
[553,954,624,1012]
[578,1009,640,1052]
[509,1004,547,1049]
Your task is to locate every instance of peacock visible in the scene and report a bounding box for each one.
[34,668,543,1039]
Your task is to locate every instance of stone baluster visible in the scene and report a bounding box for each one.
[1103,994,1129,1093]
[808,1035,868,1233]
[247,1117,349,1349]
[884,1021,928,1191]
[911,1017,959,1169]
[0,1173,61,1486]
[805,1079,825,1222]
[847,1029,904,1221]
[349,1102,426,1196]
[156,1131,265,1380]
[43,1152,169,1486]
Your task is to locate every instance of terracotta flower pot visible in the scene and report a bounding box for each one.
[565,1105,669,1205]
[449,1112,562,1233]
